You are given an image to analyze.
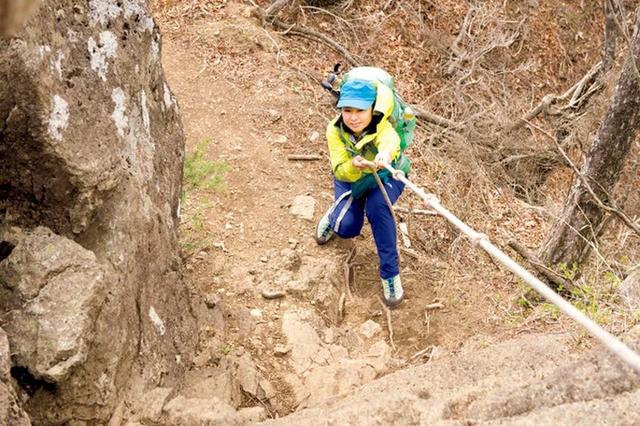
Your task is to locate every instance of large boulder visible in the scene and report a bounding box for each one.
[261,329,640,425]
[0,0,197,423]
[1,227,109,383]
[618,267,640,311]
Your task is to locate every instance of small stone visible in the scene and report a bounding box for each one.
[272,134,288,144]
[250,309,263,319]
[274,344,291,356]
[289,195,315,221]
[261,289,286,300]
[224,223,233,230]
[195,251,207,260]
[359,320,382,339]
[323,328,335,344]
[259,256,268,263]
[204,294,220,308]
[308,131,320,142]
[212,242,227,252]
[268,109,281,122]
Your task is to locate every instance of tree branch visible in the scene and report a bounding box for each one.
[253,6,361,66]
[414,107,464,130]
[525,120,640,238]
[511,62,603,130]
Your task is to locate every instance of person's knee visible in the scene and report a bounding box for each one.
[334,215,363,238]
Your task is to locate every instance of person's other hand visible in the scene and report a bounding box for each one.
[374,151,391,169]
[352,155,368,169]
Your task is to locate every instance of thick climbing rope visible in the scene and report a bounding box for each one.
[367,160,640,374]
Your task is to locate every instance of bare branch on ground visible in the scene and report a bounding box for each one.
[253,6,361,66]
[510,62,603,130]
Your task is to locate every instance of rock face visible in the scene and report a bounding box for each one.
[0,1,197,423]
[0,327,30,425]
[261,328,640,425]
[618,267,640,310]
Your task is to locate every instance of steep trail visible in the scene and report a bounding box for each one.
[155,1,598,419]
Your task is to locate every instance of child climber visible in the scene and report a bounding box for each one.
[315,77,411,307]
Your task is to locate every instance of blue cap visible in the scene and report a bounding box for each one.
[337,79,376,110]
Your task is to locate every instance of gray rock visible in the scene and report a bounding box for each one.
[618,267,640,310]
[0,328,9,381]
[0,327,30,425]
[0,227,98,303]
[289,195,315,221]
[463,326,640,421]
[366,340,392,374]
[236,354,275,401]
[0,382,31,426]
[358,320,382,339]
[238,406,267,423]
[133,387,173,424]
[163,396,238,425]
[281,309,323,374]
[260,333,566,424]
[0,0,197,422]
[2,228,108,382]
[274,344,291,356]
[183,368,242,408]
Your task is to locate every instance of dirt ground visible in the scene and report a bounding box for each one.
[154,0,640,417]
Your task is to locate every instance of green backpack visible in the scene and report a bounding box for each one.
[340,67,416,152]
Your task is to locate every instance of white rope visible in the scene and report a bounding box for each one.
[381,162,640,374]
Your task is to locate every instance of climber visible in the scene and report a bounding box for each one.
[315,77,411,307]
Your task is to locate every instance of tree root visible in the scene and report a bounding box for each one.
[507,239,571,291]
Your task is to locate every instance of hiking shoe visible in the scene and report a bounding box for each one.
[381,275,403,307]
[315,209,335,245]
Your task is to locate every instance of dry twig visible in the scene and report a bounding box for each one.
[287,154,322,161]
[338,292,346,323]
[414,107,464,130]
[394,206,438,216]
[409,345,434,363]
[343,245,356,299]
[377,296,396,351]
[425,301,444,310]
[511,62,603,129]
[253,6,360,66]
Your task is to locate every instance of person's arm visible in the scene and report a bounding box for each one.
[327,122,364,182]
[374,122,400,168]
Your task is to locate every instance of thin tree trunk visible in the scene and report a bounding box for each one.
[539,10,640,273]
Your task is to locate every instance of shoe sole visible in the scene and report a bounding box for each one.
[384,294,404,308]
[314,221,334,245]
[314,229,333,245]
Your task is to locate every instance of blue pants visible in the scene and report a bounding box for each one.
[327,176,405,279]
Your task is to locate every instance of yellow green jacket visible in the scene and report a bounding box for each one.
[326,82,400,183]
